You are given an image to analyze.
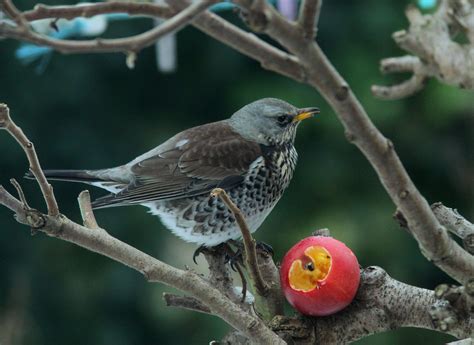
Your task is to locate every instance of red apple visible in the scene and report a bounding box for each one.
[280,236,360,316]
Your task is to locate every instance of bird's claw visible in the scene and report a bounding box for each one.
[224,248,243,272]
[193,244,210,264]
[256,241,274,257]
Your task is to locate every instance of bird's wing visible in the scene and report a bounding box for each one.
[92,121,262,209]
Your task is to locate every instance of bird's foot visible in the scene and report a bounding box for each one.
[224,248,243,272]
[192,243,234,264]
[225,240,274,263]
[256,241,274,257]
[193,245,213,264]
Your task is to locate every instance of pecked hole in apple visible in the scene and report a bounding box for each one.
[288,246,332,292]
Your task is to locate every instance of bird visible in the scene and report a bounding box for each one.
[36,98,319,247]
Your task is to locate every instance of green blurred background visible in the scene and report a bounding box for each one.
[1,0,473,344]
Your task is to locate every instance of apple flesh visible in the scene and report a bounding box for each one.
[280,236,360,316]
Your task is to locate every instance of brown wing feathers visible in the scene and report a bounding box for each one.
[91,122,262,209]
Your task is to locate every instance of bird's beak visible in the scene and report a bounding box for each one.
[292,107,320,123]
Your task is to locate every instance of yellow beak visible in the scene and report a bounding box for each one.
[292,107,320,123]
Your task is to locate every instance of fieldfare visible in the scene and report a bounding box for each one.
[38,98,319,246]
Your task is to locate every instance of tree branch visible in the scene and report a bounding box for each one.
[77,190,100,229]
[211,188,268,297]
[1,0,306,81]
[22,2,173,21]
[163,293,212,315]
[447,338,474,345]
[373,1,474,99]
[232,0,474,285]
[0,185,26,218]
[0,104,285,345]
[0,0,27,27]
[0,103,59,216]
[271,266,473,344]
[298,0,321,40]
[371,56,428,100]
[1,0,217,54]
[431,202,474,254]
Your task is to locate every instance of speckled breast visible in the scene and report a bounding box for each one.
[157,144,298,242]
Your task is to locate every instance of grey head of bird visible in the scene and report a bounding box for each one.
[228,98,319,146]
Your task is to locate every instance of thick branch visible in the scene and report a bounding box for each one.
[5,209,284,344]
[163,293,212,315]
[314,267,473,343]
[270,267,473,344]
[0,104,59,216]
[233,0,474,285]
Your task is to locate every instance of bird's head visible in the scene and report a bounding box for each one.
[229,98,319,146]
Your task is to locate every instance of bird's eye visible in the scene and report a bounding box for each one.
[277,115,290,126]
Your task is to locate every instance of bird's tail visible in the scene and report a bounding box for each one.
[26,167,132,201]
[26,169,106,183]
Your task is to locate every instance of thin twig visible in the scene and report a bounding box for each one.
[22,2,172,21]
[372,56,428,100]
[0,185,24,215]
[431,202,474,240]
[0,0,28,27]
[210,188,269,296]
[0,0,306,81]
[2,0,216,54]
[9,178,30,209]
[0,103,59,216]
[371,74,427,100]
[432,202,474,255]
[77,190,100,229]
[163,293,212,315]
[298,0,321,40]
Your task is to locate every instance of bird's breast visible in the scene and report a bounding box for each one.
[242,144,298,213]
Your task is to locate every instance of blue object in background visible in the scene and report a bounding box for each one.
[418,0,437,9]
